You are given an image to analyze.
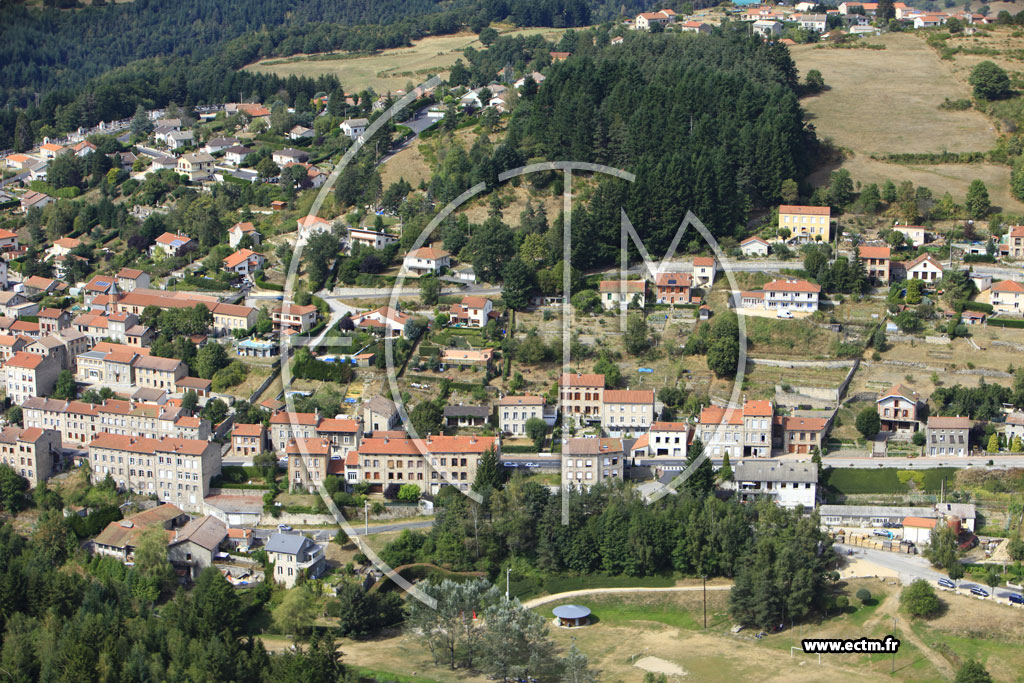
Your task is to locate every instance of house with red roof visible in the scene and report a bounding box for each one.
[150,232,196,259]
[599,280,645,311]
[761,278,821,312]
[559,373,605,421]
[403,246,451,276]
[779,205,831,243]
[858,245,891,284]
[0,426,61,488]
[296,215,332,241]
[654,272,692,304]
[697,399,775,458]
[222,248,265,276]
[991,279,1024,316]
[602,389,655,436]
[350,306,410,338]
[740,236,770,257]
[903,253,944,283]
[635,9,676,30]
[775,415,830,454]
[448,295,494,328]
[877,384,922,434]
[228,221,262,248]
[693,256,716,287]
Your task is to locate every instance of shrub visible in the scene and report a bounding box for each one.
[901,579,941,618]
[856,588,872,603]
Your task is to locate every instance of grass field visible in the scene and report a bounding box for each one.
[244,27,568,95]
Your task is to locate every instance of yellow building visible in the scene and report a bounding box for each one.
[778,205,831,243]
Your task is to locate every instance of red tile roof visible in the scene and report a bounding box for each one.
[763,279,821,293]
[779,205,830,216]
[992,279,1024,294]
[599,280,644,293]
[603,390,654,404]
[559,373,604,388]
[858,246,890,259]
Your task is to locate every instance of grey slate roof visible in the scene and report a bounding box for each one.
[265,532,314,555]
[443,405,490,418]
[734,461,817,484]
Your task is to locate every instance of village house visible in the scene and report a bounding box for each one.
[990,280,1024,315]
[92,504,188,562]
[634,9,676,30]
[0,292,33,319]
[926,416,971,456]
[228,222,262,248]
[739,236,770,257]
[116,268,151,292]
[733,461,818,509]
[287,437,333,492]
[19,191,53,212]
[166,515,229,580]
[440,348,494,369]
[779,205,832,243]
[859,245,891,284]
[761,278,821,312]
[562,438,623,489]
[340,118,369,139]
[774,415,830,455]
[653,272,692,304]
[403,246,451,276]
[894,225,928,247]
[266,533,326,588]
[203,137,239,154]
[601,389,655,436]
[794,12,828,31]
[443,405,490,428]
[497,395,553,436]
[678,20,712,33]
[222,248,265,276]
[288,125,314,141]
[349,227,397,251]
[693,256,716,287]
[223,146,253,165]
[231,423,267,459]
[877,384,922,434]
[350,306,410,338]
[176,152,215,182]
[296,215,332,241]
[0,426,61,488]
[354,432,498,494]
[132,355,188,391]
[37,308,70,336]
[271,303,318,333]
[150,232,197,259]
[559,373,605,421]
[315,418,363,461]
[211,303,257,337]
[903,253,944,283]
[271,148,309,166]
[22,276,62,299]
[599,280,645,311]
[1007,226,1024,259]
[448,296,493,328]
[48,236,80,259]
[269,411,320,452]
[87,433,221,512]
[752,19,783,37]
[646,421,689,458]
[363,396,400,433]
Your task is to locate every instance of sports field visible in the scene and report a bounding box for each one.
[245,27,567,95]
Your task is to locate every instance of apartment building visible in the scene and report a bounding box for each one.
[315,417,363,460]
[562,438,623,490]
[498,395,547,436]
[271,304,318,333]
[558,373,605,421]
[876,384,922,434]
[23,397,211,446]
[269,411,320,451]
[354,433,497,494]
[132,355,188,391]
[287,437,333,492]
[211,303,257,336]
[778,205,831,243]
[697,400,775,459]
[762,279,821,312]
[88,434,221,512]
[231,423,266,459]
[0,426,61,488]
[926,416,971,456]
[4,351,59,404]
[601,389,655,436]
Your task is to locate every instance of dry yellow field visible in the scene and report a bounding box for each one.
[245,27,567,94]
[791,33,996,155]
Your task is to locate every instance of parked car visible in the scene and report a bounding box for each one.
[277,524,292,532]
[776,309,794,319]
[970,586,989,598]
[937,578,956,589]
[1008,593,1024,605]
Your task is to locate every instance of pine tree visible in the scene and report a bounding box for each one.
[987,432,1000,453]
[472,446,505,493]
[717,452,733,482]
[683,438,715,499]
[13,113,32,153]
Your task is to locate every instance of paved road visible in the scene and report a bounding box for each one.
[0,171,28,189]
[522,583,733,609]
[324,285,503,301]
[379,105,438,165]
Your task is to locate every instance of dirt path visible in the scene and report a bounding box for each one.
[870,589,954,680]
[522,583,733,609]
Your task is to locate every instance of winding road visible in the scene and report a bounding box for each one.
[522,583,733,609]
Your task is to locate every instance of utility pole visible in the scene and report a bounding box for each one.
[506,566,511,601]
[364,500,369,536]
[891,616,897,674]
[702,575,707,628]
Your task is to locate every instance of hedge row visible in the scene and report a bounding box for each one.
[987,317,1024,329]
[960,301,993,314]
